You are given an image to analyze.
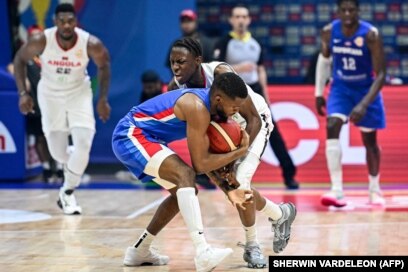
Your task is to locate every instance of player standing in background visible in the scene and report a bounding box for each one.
[315,0,386,207]
[168,37,297,268]
[13,3,111,214]
[112,73,254,271]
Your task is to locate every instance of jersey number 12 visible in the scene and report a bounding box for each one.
[342,57,356,71]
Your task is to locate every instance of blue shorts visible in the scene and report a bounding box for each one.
[328,82,386,129]
[111,117,175,184]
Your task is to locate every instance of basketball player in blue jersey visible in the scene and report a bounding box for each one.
[112,73,254,271]
[168,38,296,268]
[315,0,386,207]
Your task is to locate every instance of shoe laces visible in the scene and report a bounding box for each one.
[148,247,162,259]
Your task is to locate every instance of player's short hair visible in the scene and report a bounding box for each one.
[211,72,248,100]
[337,0,359,8]
[171,37,203,58]
[55,3,76,16]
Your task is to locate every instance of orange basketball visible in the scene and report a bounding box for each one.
[207,118,242,153]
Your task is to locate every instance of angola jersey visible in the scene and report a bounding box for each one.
[39,26,90,91]
[330,19,376,88]
[175,61,270,117]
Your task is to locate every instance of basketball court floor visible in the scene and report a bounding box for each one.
[1,178,407,271]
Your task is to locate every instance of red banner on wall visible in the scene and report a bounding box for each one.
[169,85,408,183]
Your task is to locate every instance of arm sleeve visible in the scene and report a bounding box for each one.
[314,53,331,96]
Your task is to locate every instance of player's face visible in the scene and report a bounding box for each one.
[338,1,359,27]
[229,7,251,33]
[170,47,200,84]
[212,92,246,121]
[55,13,77,41]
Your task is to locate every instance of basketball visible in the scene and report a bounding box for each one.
[207,118,242,153]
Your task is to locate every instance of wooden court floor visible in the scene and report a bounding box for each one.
[1,182,408,272]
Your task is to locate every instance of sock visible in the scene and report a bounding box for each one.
[260,198,282,221]
[243,223,258,244]
[369,174,381,193]
[42,162,51,170]
[134,229,154,249]
[326,139,343,192]
[176,187,208,254]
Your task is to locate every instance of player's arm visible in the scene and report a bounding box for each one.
[214,64,262,144]
[238,94,262,145]
[350,29,386,124]
[315,24,332,116]
[13,33,46,114]
[363,29,386,104]
[87,35,111,122]
[177,94,248,174]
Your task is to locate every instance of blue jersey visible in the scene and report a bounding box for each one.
[330,19,375,88]
[125,88,210,143]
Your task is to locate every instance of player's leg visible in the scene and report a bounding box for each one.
[321,116,346,207]
[55,127,95,214]
[55,85,96,214]
[321,86,353,207]
[156,154,233,271]
[234,152,266,268]
[361,129,384,205]
[356,92,386,205]
[113,125,232,270]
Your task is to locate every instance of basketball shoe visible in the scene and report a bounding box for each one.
[270,202,297,253]
[321,190,347,207]
[123,246,169,266]
[369,190,385,206]
[195,246,233,272]
[57,188,82,215]
[238,241,267,268]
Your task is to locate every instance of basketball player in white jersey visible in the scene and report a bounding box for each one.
[13,3,111,215]
[167,38,297,268]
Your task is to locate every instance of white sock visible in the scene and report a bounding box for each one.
[134,229,154,249]
[42,162,50,169]
[369,174,381,193]
[176,187,208,254]
[326,139,343,192]
[260,198,282,221]
[243,223,258,244]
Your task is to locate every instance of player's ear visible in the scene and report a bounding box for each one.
[195,56,202,65]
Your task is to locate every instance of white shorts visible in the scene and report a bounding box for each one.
[37,80,95,136]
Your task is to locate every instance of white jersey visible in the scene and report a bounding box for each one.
[175,61,271,117]
[39,26,90,91]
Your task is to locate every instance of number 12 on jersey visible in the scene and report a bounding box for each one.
[342,57,356,71]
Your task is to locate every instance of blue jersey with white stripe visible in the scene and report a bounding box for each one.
[126,88,210,143]
[330,19,375,87]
